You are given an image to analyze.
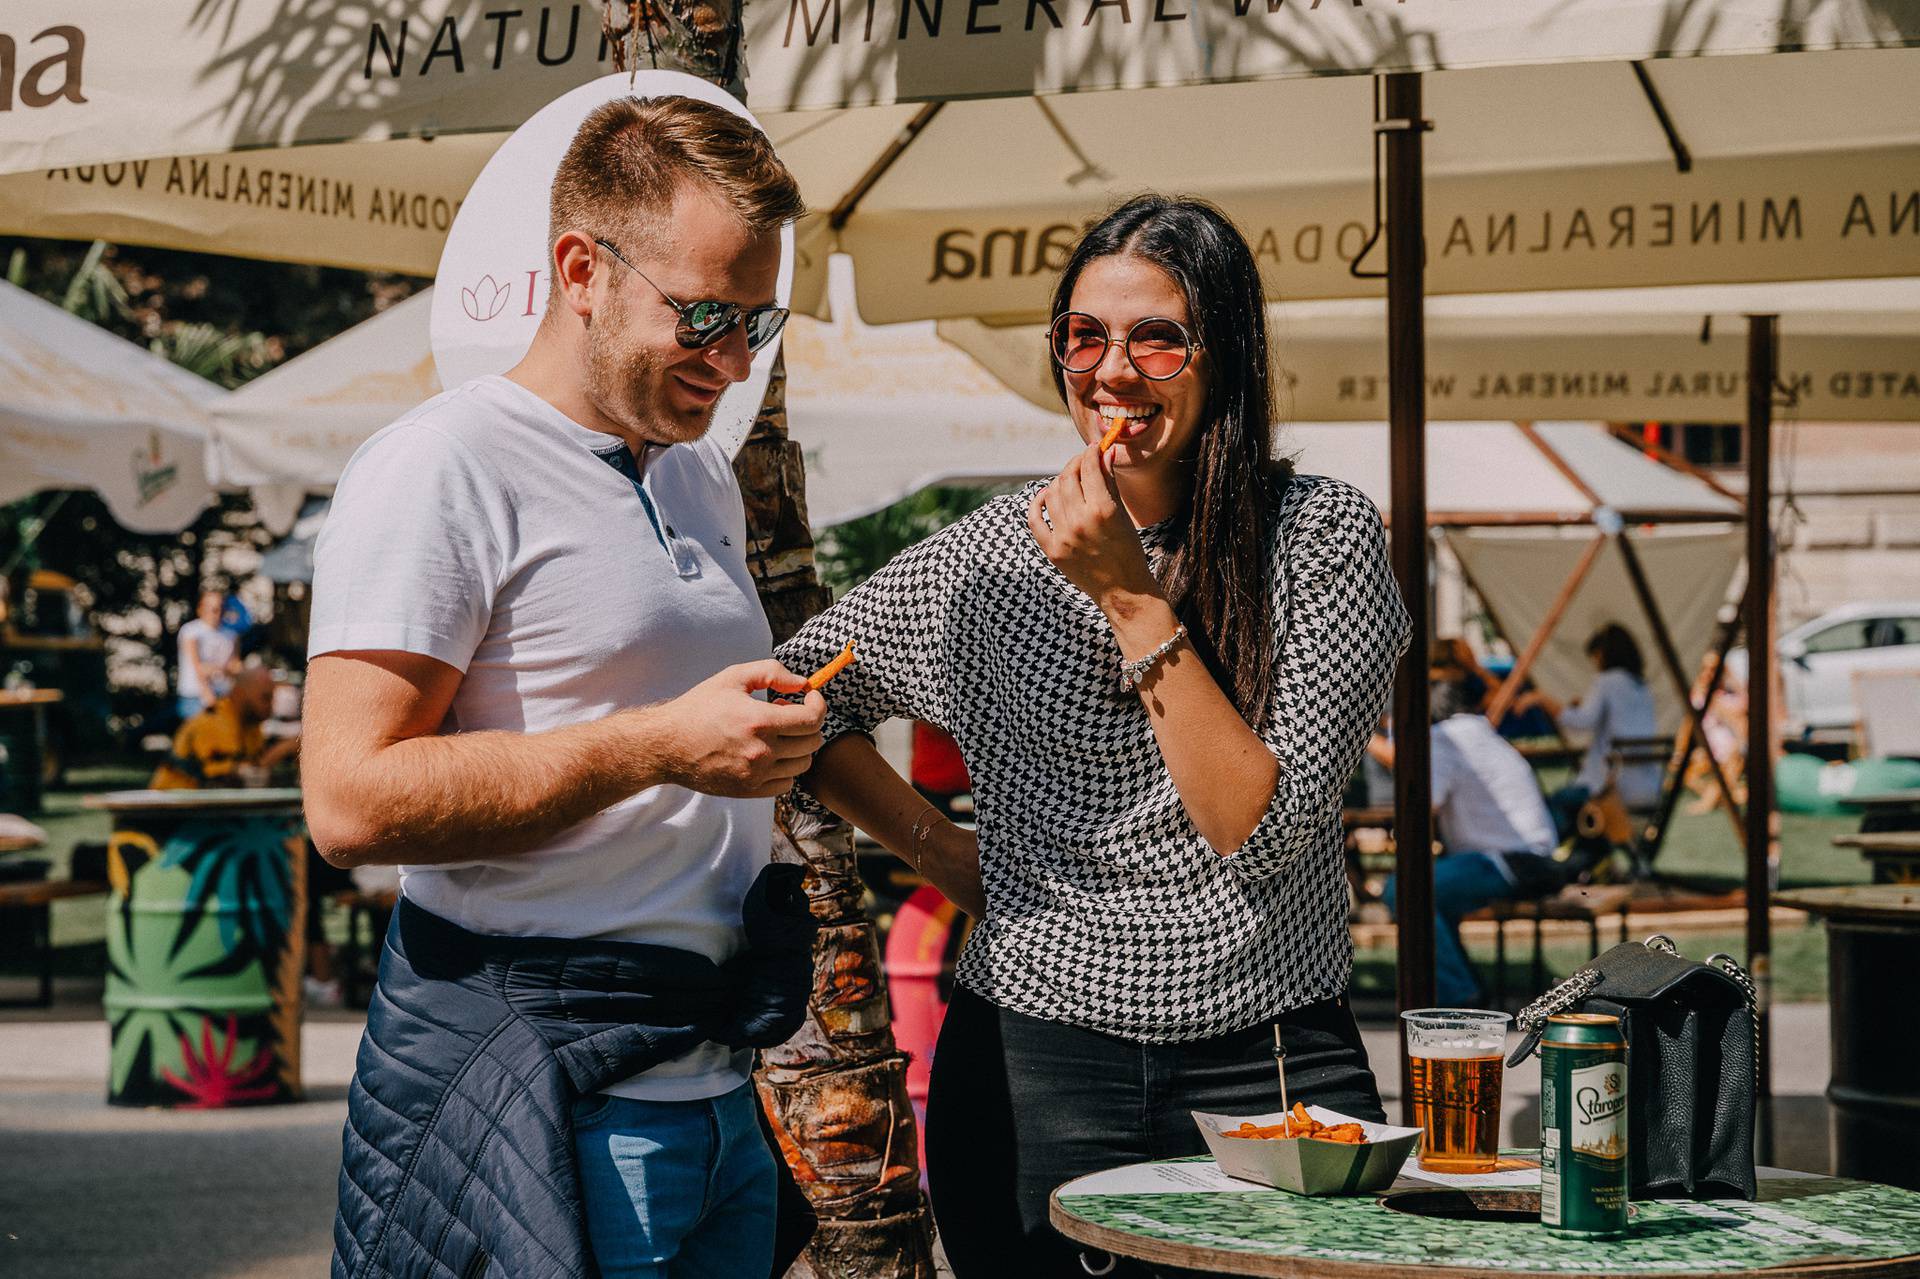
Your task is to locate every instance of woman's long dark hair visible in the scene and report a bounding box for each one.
[1585,623,1646,681]
[1049,195,1292,728]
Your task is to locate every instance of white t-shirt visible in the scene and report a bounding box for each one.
[309,375,776,1102]
[1431,714,1557,857]
[1558,667,1661,807]
[177,619,237,701]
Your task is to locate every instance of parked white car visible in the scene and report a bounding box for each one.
[1727,601,1920,735]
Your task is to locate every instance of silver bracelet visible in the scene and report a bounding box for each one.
[1119,623,1188,691]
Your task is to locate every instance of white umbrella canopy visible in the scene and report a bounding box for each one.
[780,260,1079,523]
[746,0,1919,110]
[0,281,219,533]
[0,2,611,174]
[942,277,1920,423]
[7,1,1907,175]
[3,9,1914,303]
[0,136,499,278]
[213,289,442,490]
[1277,420,1741,527]
[764,47,1920,323]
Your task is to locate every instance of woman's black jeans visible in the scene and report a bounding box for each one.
[925,985,1383,1278]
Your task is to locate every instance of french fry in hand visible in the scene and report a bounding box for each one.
[806,641,856,690]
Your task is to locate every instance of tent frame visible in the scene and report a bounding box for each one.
[1447,523,1747,856]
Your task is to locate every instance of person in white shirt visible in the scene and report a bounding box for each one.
[1516,622,1661,840]
[175,588,237,723]
[302,96,823,1277]
[1376,676,1562,1006]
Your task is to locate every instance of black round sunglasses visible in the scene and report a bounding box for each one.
[595,237,790,353]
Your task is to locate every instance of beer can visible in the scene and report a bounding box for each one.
[1538,1013,1628,1238]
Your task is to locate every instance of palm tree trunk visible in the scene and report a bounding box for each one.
[602,9,938,1274]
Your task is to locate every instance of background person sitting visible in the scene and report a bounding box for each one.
[1514,622,1661,842]
[1375,676,1563,1008]
[150,666,299,790]
[1430,637,1492,714]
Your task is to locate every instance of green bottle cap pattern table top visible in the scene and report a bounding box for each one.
[1051,1155,1920,1277]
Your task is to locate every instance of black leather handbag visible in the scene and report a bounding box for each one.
[1508,935,1758,1200]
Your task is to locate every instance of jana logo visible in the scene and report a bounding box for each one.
[461,274,511,322]
[131,431,178,506]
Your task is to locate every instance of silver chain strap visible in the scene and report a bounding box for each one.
[1514,935,1677,1035]
[1707,951,1762,1087]
[1513,966,1601,1036]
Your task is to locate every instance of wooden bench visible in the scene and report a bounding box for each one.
[1356,882,1793,1009]
[0,879,109,1008]
[1476,884,1633,1009]
[1832,832,1920,885]
[333,888,398,1009]
[1350,884,1633,1009]
[1838,790,1920,835]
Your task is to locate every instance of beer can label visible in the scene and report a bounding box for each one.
[1570,1061,1628,1160]
[1541,1026,1628,1237]
[1540,1129,1561,1226]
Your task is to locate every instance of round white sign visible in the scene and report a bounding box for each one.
[430,70,793,443]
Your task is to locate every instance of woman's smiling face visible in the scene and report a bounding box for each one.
[1059,254,1210,481]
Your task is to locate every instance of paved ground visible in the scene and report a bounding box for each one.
[0,1000,1839,1278]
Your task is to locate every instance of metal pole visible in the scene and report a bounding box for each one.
[1745,315,1778,1164]
[1383,72,1433,1126]
[1614,532,1747,839]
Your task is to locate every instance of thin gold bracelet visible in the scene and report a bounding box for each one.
[905,803,942,876]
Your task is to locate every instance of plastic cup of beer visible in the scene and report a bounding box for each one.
[1401,1008,1511,1174]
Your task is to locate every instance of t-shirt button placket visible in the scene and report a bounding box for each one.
[659,517,700,579]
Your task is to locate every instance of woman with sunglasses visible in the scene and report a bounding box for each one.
[777,195,1408,1275]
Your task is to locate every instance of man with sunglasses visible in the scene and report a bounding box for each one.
[305,97,821,1279]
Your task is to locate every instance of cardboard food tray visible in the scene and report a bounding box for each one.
[1193,1106,1423,1195]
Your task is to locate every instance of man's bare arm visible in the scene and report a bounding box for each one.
[302,651,825,868]
[185,647,216,707]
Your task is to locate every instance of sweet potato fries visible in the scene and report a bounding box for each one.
[1222,1103,1367,1144]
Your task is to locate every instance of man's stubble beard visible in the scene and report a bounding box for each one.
[583,307,716,447]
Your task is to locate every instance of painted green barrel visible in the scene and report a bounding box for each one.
[86,789,306,1108]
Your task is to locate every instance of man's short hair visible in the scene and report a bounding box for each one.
[548,96,804,268]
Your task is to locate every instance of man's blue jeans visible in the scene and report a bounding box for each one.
[1383,852,1517,1007]
[571,1082,776,1278]
[1547,784,1592,843]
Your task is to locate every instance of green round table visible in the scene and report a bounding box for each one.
[1050,1155,1920,1278]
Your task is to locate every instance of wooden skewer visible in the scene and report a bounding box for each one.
[1273,1024,1290,1115]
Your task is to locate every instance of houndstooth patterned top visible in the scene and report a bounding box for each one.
[779,473,1409,1042]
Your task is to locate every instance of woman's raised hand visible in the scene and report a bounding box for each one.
[1026,445,1160,612]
